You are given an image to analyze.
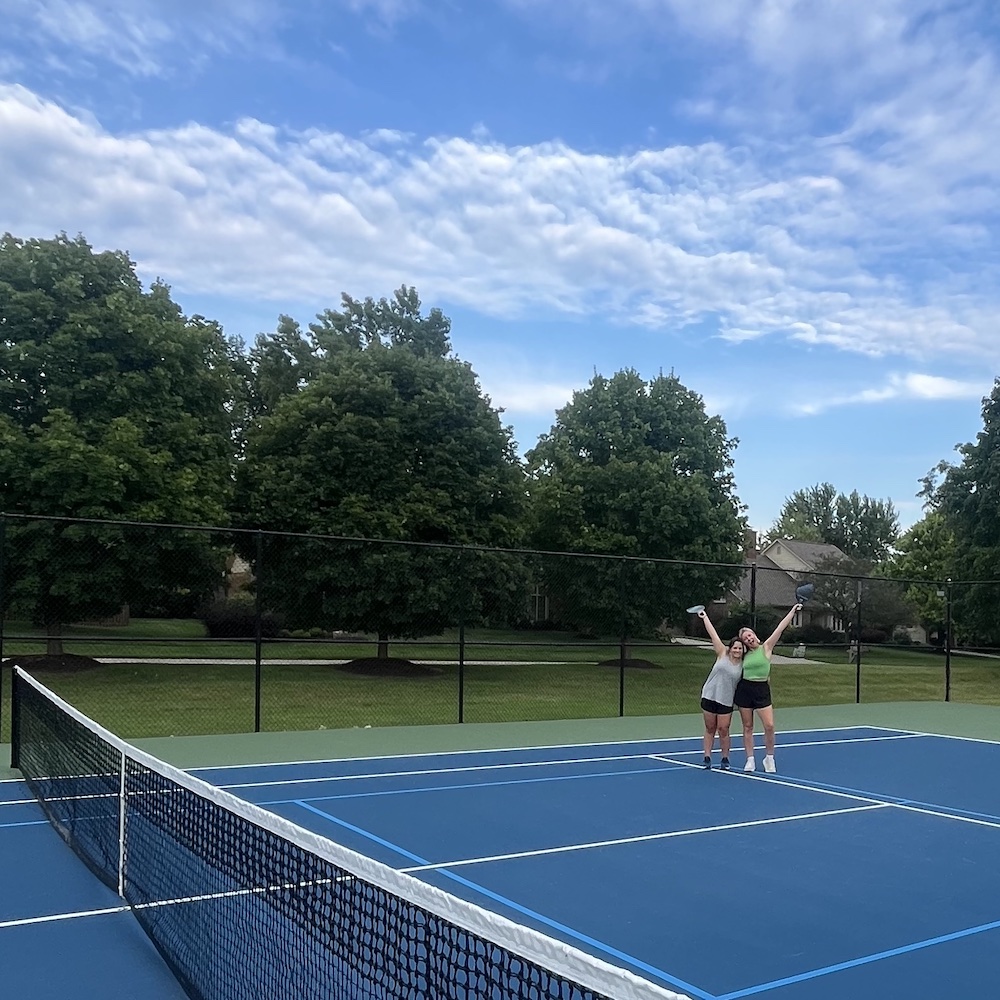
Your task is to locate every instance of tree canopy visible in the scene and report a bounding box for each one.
[234,288,528,641]
[769,483,899,563]
[0,233,240,636]
[885,512,955,639]
[921,379,1000,642]
[525,369,744,636]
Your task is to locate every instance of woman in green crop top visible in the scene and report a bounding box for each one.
[732,601,802,773]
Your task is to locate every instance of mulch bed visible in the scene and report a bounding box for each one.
[2,652,103,673]
[336,657,442,678]
[596,658,661,669]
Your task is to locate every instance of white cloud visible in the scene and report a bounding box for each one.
[477,377,575,416]
[790,373,990,416]
[1,83,999,367]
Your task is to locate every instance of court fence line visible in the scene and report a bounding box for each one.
[1,512,994,739]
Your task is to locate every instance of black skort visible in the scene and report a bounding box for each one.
[701,698,733,715]
[733,678,772,710]
[700,697,734,715]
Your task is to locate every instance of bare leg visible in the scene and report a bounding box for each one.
[739,706,755,761]
[702,710,717,758]
[759,705,775,756]
[718,713,733,757]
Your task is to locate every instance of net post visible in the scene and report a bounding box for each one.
[117,748,127,898]
[10,665,21,770]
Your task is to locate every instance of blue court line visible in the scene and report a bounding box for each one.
[257,762,688,807]
[717,916,1000,998]
[292,798,712,1000]
[764,771,1000,824]
[0,818,49,830]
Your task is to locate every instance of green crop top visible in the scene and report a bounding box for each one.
[742,646,770,681]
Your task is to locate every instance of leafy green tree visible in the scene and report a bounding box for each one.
[812,553,917,642]
[924,380,1000,642]
[0,233,240,649]
[886,512,955,640]
[525,369,744,639]
[769,483,899,562]
[234,288,528,653]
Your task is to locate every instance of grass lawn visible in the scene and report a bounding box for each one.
[2,620,996,741]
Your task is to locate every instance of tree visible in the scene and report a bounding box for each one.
[234,288,529,653]
[811,552,917,644]
[0,233,240,649]
[886,512,955,640]
[924,379,1000,643]
[524,369,745,639]
[769,483,899,563]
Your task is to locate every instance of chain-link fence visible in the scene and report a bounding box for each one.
[2,513,998,740]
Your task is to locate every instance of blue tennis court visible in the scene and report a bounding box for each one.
[190,725,1000,999]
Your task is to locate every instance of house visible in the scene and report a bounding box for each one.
[722,534,848,633]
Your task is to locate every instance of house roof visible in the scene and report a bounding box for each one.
[769,540,846,566]
[727,539,846,609]
[730,553,799,607]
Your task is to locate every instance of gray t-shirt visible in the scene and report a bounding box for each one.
[700,654,742,707]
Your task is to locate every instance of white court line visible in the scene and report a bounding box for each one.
[0,905,130,928]
[893,727,1000,747]
[653,754,1000,831]
[0,874,352,930]
[187,725,910,773]
[399,803,890,873]
[222,753,675,789]
[219,733,924,790]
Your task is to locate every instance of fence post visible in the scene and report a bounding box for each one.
[853,578,862,703]
[0,514,6,744]
[618,558,628,718]
[944,578,953,702]
[749,561,757,633]
[457,548,466,724]
[254,531,263,733]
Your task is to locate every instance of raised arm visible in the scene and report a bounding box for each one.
[763,603,803,655]
[698,609,727,658]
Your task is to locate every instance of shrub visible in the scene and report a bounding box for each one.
[200,593,283,639]
[857,626,889,644]
[795,623,841,645]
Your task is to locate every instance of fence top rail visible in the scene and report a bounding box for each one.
[0,511,968,586]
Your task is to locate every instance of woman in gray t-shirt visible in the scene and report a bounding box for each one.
[695,608,745,770]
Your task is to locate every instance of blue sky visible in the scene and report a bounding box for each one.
[3,1,999,538]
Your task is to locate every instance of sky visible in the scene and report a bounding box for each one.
[2,1,999,538]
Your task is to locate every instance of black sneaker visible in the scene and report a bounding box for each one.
[720,757,731,770]
[703,756,712,769]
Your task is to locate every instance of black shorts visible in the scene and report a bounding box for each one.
[733,679,772,710]
[700,697,733,716]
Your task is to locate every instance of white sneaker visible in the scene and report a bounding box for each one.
[744,757,756,772]
[763,755,776,773]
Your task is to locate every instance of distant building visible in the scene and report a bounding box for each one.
[716,533,848,632]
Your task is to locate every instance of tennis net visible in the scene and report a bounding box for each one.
[11,667,690,1000]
